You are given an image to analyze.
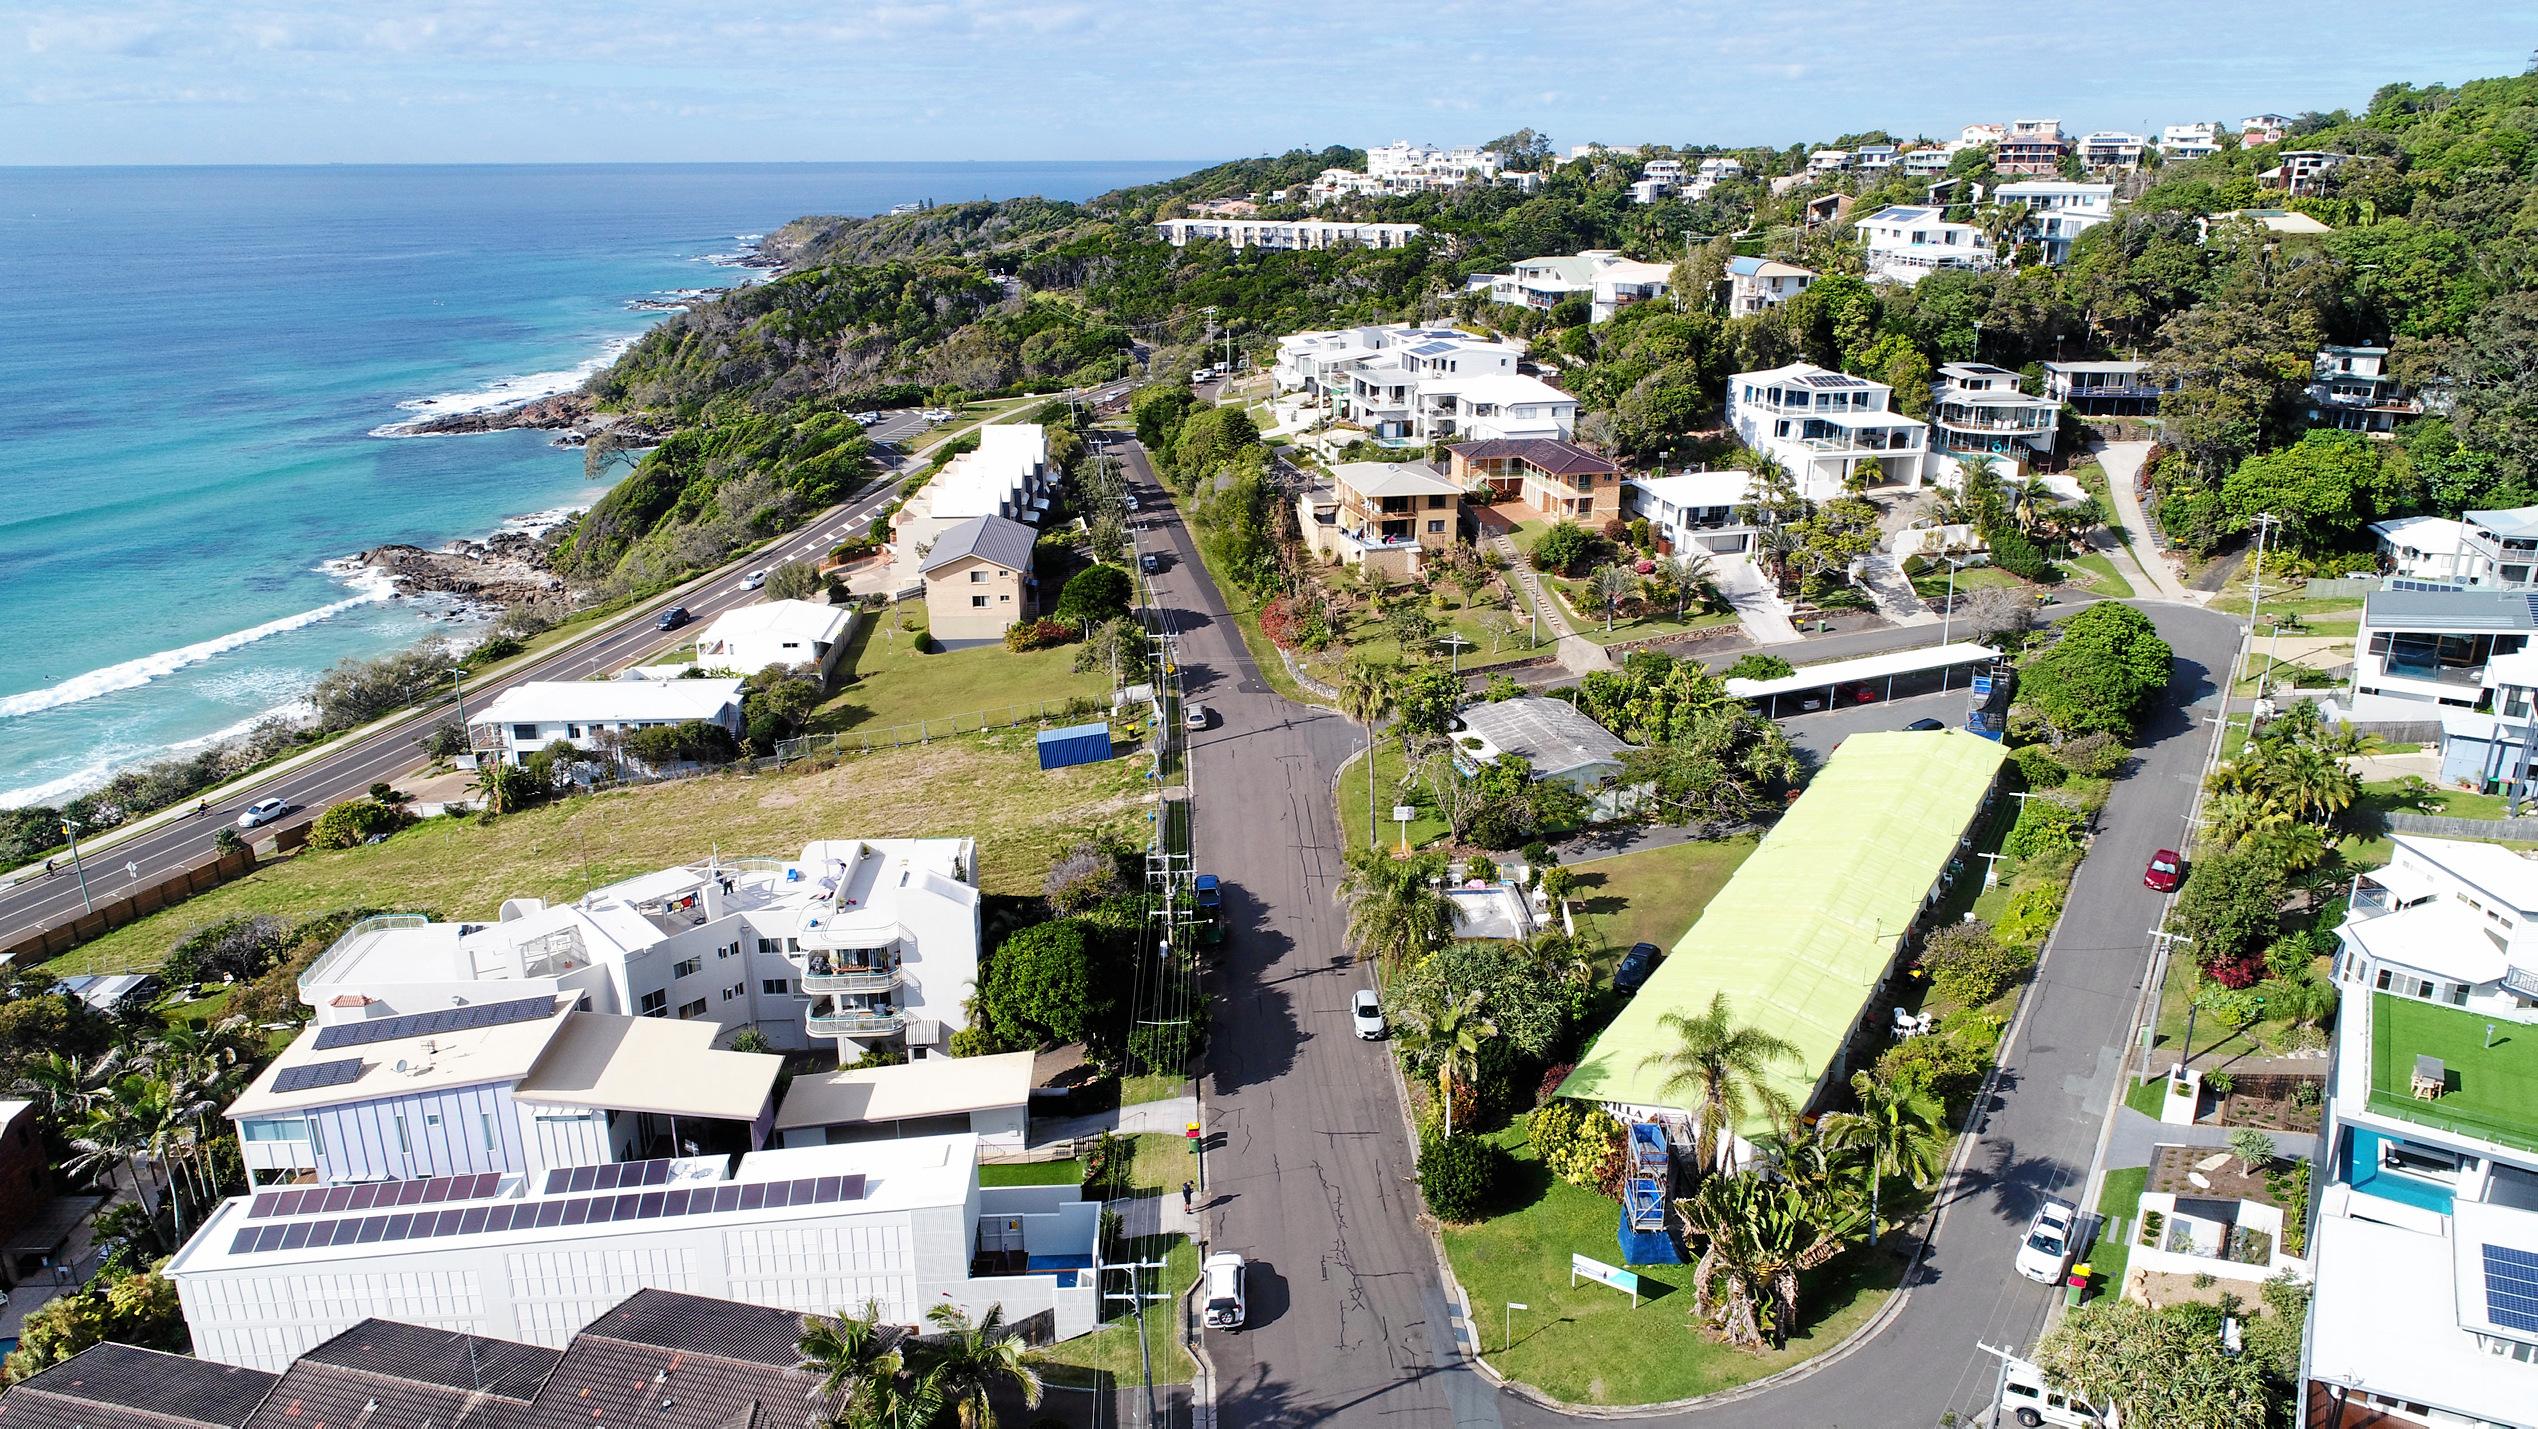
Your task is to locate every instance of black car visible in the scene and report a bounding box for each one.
[1903,717,1947,732]
[657,606,692,631]
[1615,942,1663,994]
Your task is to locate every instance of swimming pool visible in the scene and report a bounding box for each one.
[2348,1128,2457,1215]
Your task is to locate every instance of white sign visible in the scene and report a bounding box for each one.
[1569,1253,1641,1305]
[1392,805,1417,823]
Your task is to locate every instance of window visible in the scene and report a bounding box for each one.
[972,595,990,608]
[970,569,989,583]
[721,984,744,1002]
[757,937,781,957]
[1426,520,1445,534]
[567,724,584,739]
[763,977,793,996]
[640,990,668,1017]
[677,998,708,1020]
[512,723,539,741]
[242,1118,312,1142]
[717,942,734,960]
[481,1112,498,1153]
[673,957,701,979]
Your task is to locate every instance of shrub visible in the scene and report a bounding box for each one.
[2201,947,2268,989]
[1994,883,2066,949]
[2055,731,2127,778]
[1722,653,1796,682]
[1002,618,1075,653]
[2204,1069,2236,1096]
[1082,1132,1130,1200]
[306,798,414,851]
[1921,920,2037,1006]
[2002,795,2085,858]
[2193,980,2266,1025]
[1875,1029,1991,1109]
[1529,1100,1624,1191]
[1534,1062,1576,1106]
[2010,745,2069,789]
[1530,520,1597,577]
[1417,1133,1510,1222]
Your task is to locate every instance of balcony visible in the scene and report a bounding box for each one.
[298,913,429,992]
[807,1007,904,1037]
[800,966,901,995]
[1935,410,2057,435]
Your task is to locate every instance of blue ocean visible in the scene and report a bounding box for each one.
[0,161,1194,806]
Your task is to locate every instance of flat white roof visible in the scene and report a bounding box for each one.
[698,599,850,649]
[472,679,744,728]
[1417,373,1575,406]
[1727,642,2001,699]
[1629,470,1755,509]
[774,1051,1035,1131]
[510,1013,781,1123]
[2344,900,2512,986]
[2310,1209,2537,1424]
[228,1001,570,1120]
[2390,834,2538,914]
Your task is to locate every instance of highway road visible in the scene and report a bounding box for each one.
[0,385,1134,956]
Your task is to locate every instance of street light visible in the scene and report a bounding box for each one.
[1935,552,1979,690]
[59,818,94,914]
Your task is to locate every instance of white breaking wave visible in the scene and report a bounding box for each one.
[0,588,392,722]
[0,756,123,811]
[0,699,317,810]
[368,335,638,437]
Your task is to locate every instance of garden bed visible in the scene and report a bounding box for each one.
[2211,1074,2324,1133]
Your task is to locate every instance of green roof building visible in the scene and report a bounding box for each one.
[1558,729,2007,1151]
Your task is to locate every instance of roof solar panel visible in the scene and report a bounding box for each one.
[249,1171,501,1221]
[228,1174,870,1257]
[2486,1244,2538,1334]
[311,994,553,1051]
[271,1058,364,1094]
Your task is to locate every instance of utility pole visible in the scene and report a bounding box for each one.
[2244,512,2278,700]
[59,819,94,913]
[2148,928,2199,1076]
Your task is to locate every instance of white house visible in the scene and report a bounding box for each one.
[1724,256,1815,316]
[2242,113,2292,145]
[1484,251,1673,322]
[1152,218,1423,250]
[2306,836,2538,1426]
[2305,344,2428,435]
[2371,515,2474,584]
[1855,205,1994,285]
[1726,362,1931,497]
[1902,146,1956,177]
[2351,586,2538,709]
[293,836,984,1064]
[1624,470,1759,556]
[1414,374,1578,442]
[1928,363,2061,467]
[1684,157,1743,199]
[2075,131,2147,170]
[466,679,747,768]
[2162,122,2223,159]
[1274,324,1559,444]
[2263,150,2349,197]
[1994,180,2115,265]
[1807,148,1850,174]
[692,600,854,684]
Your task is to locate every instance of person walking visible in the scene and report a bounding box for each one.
[1181,1180,1195,1214]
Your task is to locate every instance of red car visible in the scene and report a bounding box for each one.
[2144,848,2183,892]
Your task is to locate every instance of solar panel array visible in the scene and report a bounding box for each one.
[543,1159,680,1195]
[2485,1244,2538,1335]
[248,1172,504,1220]
[312,995,553,1051]
[271,1058,364,1094]
[226,1174,867,1257]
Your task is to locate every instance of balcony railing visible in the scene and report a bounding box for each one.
[1936,411,2058,434]
[807,1008,904,1037]
[299,913,430,991]
[800,967,901,995]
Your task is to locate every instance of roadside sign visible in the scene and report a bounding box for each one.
[1569,1253,1641,1306]
[1391,805,1416,822]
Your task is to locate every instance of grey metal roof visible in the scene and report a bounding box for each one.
[1,1344,279,1429]
[1455,697,1632,780]
[920,513,1038,575]
[2364,587,2538,633]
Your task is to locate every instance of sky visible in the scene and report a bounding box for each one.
[0,0,2525,166]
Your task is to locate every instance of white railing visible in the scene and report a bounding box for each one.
[298,914,429,991]
[801,968,901,995]
[807,1007,904,1037]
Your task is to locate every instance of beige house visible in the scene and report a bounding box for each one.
[1447,438,1621,522]
[921,514,1037,645]
[1298,460,1464,580]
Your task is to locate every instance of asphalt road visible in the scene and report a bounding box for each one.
[0,387,1135,953]
[1112,437,1500,1428]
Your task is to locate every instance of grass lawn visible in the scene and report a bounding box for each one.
[807,603,1109,737]
[1127,1131,1198,1196]
[47,730,1152,975]
[1120,1072,1184,1108]
[1908,564,2022,601]
[1537,574,1737,647]
[1032,1234,1197,1386]
[2066,552,2136,600]
[2123,1074,2168,1121]
[2088,1165,2149,1295]
[1566,838,1760,968]
[980,1158,1083,1188]
[2368,993,2538,1151]
[1441,1118,1900,1405]
[1336,741,1452,857]
[2206,591,2365,621]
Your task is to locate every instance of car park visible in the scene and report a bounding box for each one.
[657,606,692,631]
[237,798,288,829]
[2014,1198,2079,1283]
[1352,989,1386,1039]
[1614,942,1663,994]
[2144,847,2184,892]
[1203,1252,1247,1329]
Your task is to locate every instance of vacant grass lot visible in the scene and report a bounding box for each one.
[1567,838,1760,968]
[48,731,1153,975]
[1336,741,1452,856]
[808,602,1109,737]
[1442,1118,1899,1404]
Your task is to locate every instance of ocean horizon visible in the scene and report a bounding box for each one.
[0,159,1201,808]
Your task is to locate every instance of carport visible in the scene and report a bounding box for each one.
[1726,641,2002,718]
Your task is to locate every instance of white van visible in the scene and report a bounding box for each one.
[1998,1357,2106,1427]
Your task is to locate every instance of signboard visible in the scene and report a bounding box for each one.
[1392,805,1417,823]
[1970,674,1994,698]
[1569,1253,1641,1306]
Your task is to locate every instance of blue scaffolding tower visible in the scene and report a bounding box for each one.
[1616,1121,1683,1264]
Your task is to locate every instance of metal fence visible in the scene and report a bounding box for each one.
[2384,811,2538,840]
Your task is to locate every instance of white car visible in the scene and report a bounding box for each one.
[1202,1252,1247,1330]
[2014,1198,2079,1283]
[1184,703,1210,731]
[740,569,768,591]
[1352,989,1386,1040]
[236,798,288,829]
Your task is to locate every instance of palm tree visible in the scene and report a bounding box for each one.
[1819,1071,1948,1244]
[1677,1172,1864,1349]
[1404,988,1496,1138]
[1588,564,1633,632]
[799,1301,907,1428]
[1755,525,1802,593]
[2000,475,2047,535]
[1335,657,1395,846]
[14,1049,108,1123]
[917,1302,1042,1429]
[1334,847,1454,976]
[1639,992,1801,1176]
[1658,552,1715,620]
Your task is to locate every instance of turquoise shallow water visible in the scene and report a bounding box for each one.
[0,161,1193,805]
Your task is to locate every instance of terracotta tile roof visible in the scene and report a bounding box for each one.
[1447,438,1618,478]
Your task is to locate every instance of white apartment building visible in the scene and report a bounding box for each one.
[1807,149,1850,174]
[1994,180,2116,265]
[1683,157,1743,200]
[1726,363,1930,498]
[294,837,983,1064]
[1484,250,1674,323]
[1903,146,1957,177]
[892,421,1052,563]
[2243,113,2292,145]
[1305,142,1531,204]
[2352,587,2538,709]
[2264,150,2349,196]
[1272,324,1567,443]
[1928,363,2060,466]
[1724,256,1816,316]
[2076,130,2147,170]
[2162,122,2223,159]
[1855,205,1994,285]
[2371,507,2538,590]
[1412,374,1578,443]
[2306,836,2538,1427]
[466,679,747,769]
[692,600,854,684]
[1152,218,1423,251]
[1632,158,1684,204]
[1623,470,1761,556]
[1851,144,1899,173]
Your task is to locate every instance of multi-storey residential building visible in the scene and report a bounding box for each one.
[293,838,982,1064]
[1855,205,1994,285]
[1296,460,1465,579]
[1367,140,1505,187]
[1994,119,2070,175]
[1725,256,1816,315]
[1994,180,2116,264]
[1807,148,1850,174]
[2263,150,2348,196]
[1413,374,1578,442]
[2461,509,2538,589]
[2305,835,2538,1427]
[2041,359,2173,415]
[1447,438,1621,522]
[2161,121,2223,159]
[1484,250,1673,322]
[1682,156,1744,200]
[2075,130,2147,170]
[466,680,747,769]
[2371,514,2476,585]
[1928,364,2060,465]
[1959,122,2007,149]
[1622,470,1761,556]
[2242,113,2292,145]
[1632,158,1683,204]
[1726,363,1931,497]
[1851,144,1899,173]
[1273,323,1566,443]
[2305,344,2428,434]
[1903,146,1956,177]
[1152,218,1423,250]
[893,421,1051,556]
[920,513,1038,644]
[2352,587,2538,708]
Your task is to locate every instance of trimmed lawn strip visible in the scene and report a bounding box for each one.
[46,732,1151,975]
[980,1159,1083,1188]
[1033,1233,1197,1386]
[1441,1118,1899,1405]
[808,602,1109,737]
[2088,1164,2150,1294]
[1336,742,1451,857]
[2067,552,2135,600]
[1909,565,2023,601]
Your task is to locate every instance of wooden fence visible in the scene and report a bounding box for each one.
[4,844,261,964]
